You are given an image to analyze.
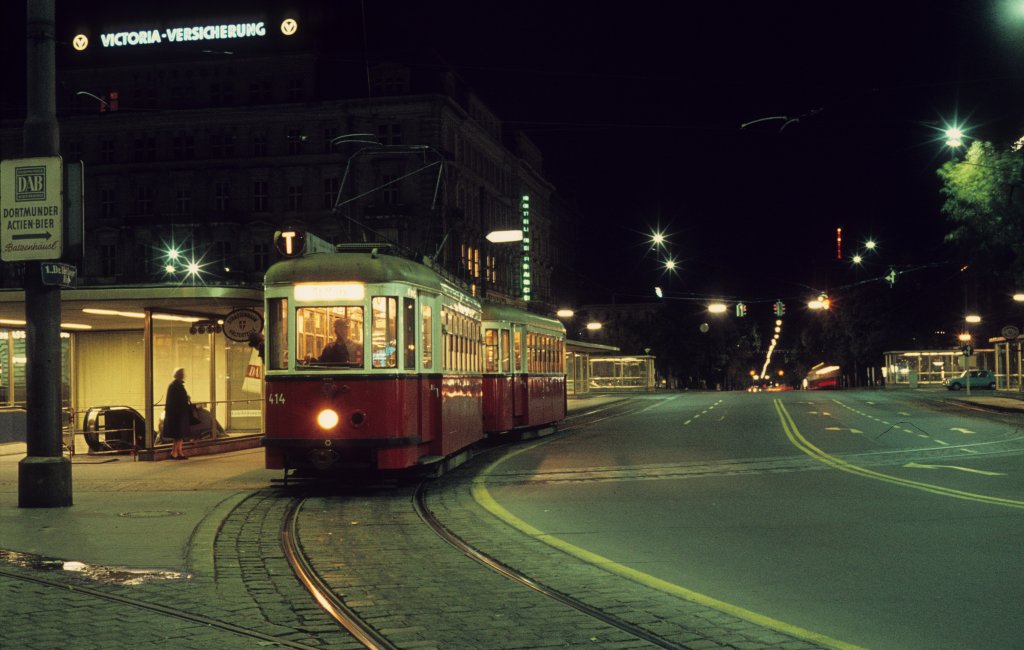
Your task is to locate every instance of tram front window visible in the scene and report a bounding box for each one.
[296,306,364,368]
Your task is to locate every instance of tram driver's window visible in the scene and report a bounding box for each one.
[296,306,364,366]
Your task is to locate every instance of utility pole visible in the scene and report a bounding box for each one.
[19,0,72,507]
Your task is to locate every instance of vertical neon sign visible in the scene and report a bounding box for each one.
[521,194,531,301]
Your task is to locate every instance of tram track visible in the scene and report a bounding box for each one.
[274,397,697,650]
[411,482,687,650]
[281,497,398,650]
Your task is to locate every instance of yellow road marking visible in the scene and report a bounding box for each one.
[774,399,1024,509]
[904,462,1005,476]
[472,439,862,650]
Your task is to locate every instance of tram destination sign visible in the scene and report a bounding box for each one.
[0,156,63,262]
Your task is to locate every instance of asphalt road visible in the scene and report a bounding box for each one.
[481,390,1024,650]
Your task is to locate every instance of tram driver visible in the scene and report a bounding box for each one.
[318,318,361,365]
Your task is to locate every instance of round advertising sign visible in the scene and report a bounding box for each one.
[222,308,264,342]
[1001,325,1020,341]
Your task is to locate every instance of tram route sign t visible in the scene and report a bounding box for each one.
[0,156,63,262]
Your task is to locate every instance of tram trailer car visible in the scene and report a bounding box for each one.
[261,249,566,475]
[481,303,566,434]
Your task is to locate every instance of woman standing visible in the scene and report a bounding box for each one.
[165,367,191,459]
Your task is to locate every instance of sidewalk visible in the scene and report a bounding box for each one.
[946,392,1024,414]
[0,395,623,570]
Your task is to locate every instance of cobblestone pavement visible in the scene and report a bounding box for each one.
[0,488,360,649]
[292,464,827,650]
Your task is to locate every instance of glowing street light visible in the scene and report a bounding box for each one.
[485,230,524,243]
[708,303,728,314]
[1014,293,1024,302]
[851,254,863,265]
[945,126,964,148]
[586,322,602,331]
[556,309,574,319]
[965,314,982,324]
[864,239,877,251]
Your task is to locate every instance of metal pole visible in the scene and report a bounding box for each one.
[19,0,72,507]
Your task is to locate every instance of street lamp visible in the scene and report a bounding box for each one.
[945,126,964,148]
[486,230,524,243]
[707,303,728,314]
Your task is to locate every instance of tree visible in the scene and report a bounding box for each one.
[936,140,1024,286]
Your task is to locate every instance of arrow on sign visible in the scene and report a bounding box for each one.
[950,427,976,434]
[903,462,1003,476]
[12,232,52,241]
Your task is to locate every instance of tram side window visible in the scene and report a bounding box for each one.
[514,329,522,372]
[403,298,416,370]
[371,297,398,368]
[485,329,498,372]
[527,333,536,372]
[422,304,433,369]
[501,329,510,373]
[441,307,481,372]
[297,306,364,366]
[268,298,288,370]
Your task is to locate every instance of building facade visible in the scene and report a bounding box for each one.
[0,9,577,313]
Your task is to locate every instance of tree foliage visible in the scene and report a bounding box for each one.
[937,140,1024,285]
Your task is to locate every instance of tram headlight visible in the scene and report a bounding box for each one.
[316,409,340,430]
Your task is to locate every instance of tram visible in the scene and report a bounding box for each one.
[260,245,566,476]
[803,363,840,390]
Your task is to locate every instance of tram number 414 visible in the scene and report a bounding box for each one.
[267,393,286,405]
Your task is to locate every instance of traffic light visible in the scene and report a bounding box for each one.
[736,303,747,317]
[773,300,785,317]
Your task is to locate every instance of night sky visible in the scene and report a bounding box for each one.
[4,1,1024,308]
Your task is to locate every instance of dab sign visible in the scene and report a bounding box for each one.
[0,157,63,262]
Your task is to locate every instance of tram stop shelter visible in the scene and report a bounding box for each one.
[565,339,619,397]
[990,336,1024,393]
[0,285,264,459]
[883,348,995,387]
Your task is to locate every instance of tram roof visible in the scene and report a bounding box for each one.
[483,302,565,334]
[265,252,453,293]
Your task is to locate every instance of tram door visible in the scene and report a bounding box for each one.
[512,325,527,418]
[418,295,439,439]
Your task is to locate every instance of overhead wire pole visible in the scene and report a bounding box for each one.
[19,0,72,507]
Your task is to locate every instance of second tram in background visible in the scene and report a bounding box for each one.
[803,363,840,390]
[260,243,566,478]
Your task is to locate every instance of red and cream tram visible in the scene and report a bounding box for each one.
[482,303,566,434]
[260,246,566,475]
